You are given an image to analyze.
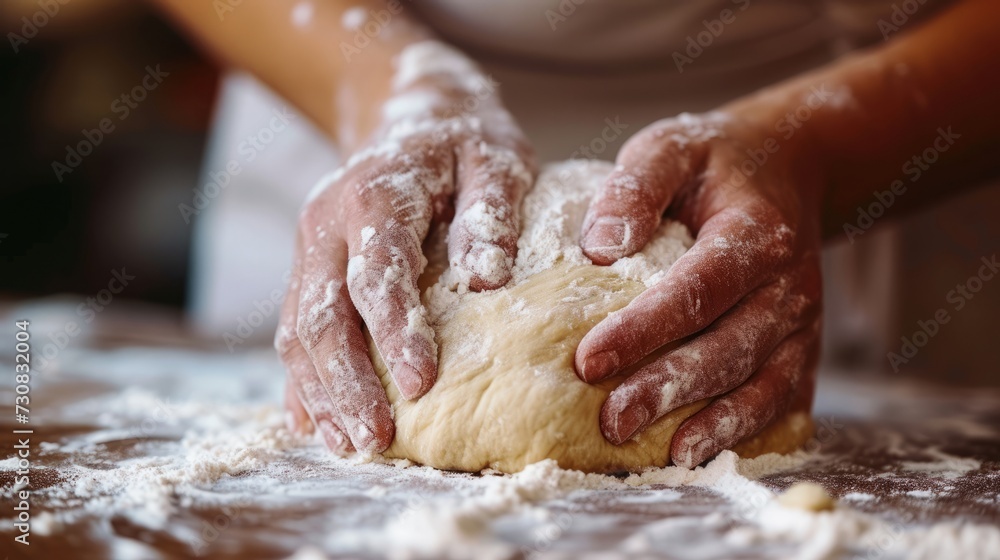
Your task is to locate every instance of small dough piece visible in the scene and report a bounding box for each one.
[777,482,836,512]
[371,161,813,473]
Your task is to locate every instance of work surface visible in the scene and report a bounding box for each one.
[1,338,999,559]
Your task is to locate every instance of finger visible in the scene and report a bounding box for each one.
[296,227,395,454]
[284,377,313,436]
[670,324,820,469]
[576,201,795,382]
[580,123,708,265]
[343,155,452,400]
[289,357,355,454]
[598,277,817,445]
[448,139,533,290]
[275,267,355,455]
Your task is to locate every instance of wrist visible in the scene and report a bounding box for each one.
[721,89,830,213]
[331,8,443,151]
[338,39,499,154]
[384,43,497,124]
[340,39,526,161]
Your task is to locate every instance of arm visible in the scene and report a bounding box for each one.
[147,0,427,152]
[725,0,1000,239]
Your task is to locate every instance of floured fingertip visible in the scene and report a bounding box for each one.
[600,395,650,446]
[576,349,620,383]
[672,437,718,469]
[456,242,514,291]
[582,217,634,265]
[318,418,355,455]
[349,402,396,454]
[392,357,437,400]
[449,198,518,291]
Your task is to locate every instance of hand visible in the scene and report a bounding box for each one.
[276,45,535,454]
[575,110,823,468]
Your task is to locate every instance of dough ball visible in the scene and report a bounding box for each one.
[370,160,814,473]
[777,482,836,512]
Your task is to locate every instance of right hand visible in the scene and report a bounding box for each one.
[573,110,824,467]
[275,43,535,454]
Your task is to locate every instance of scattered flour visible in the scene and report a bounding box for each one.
[2,346,999,559]
[340,6,367,30]
[290,1,314,27]
[900,447,982,478]
[426,160,693,328]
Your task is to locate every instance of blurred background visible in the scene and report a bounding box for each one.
[1,0,213,307]
[1,0,997,385]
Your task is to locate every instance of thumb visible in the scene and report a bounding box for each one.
[581,123,706,265]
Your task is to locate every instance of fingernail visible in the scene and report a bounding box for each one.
[583,217,628,254]
[394,362,429,400]
[581,350,619,382]
[351,420,377,454]
[318,419,346,451]
[683,438,717,468]
[463,243,513,291]
[610,403,649,445]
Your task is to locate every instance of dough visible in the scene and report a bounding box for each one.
[371,161,813,473]
[777,482,836,512]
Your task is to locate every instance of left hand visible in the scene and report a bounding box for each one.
[574,110,824,468]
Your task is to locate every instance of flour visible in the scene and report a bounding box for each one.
[332,452,797,559]
[426,160,693,328]
[290,1,314,27]
[900,447,982,478]
[2,344,999,559]
[513,161,691,286]
[340,6,366,30]
[725,502,1000,560]
[392,41,483,93]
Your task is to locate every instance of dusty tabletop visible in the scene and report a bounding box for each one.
[1,336,998,560]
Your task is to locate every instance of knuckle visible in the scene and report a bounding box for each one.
[629,118,694,156]
[455,199,518,247]
[767,223,797,266]
[627,121,669,150]
[274,322,299,359]
[676,276,715,327]
[298,200,328,233]
[589,178,655,223]
[346,248,419,320]
[345,177,385,216]
[485,145,534,185]
[296,295,341,352]
[604,172,645,199]
[774,266,823,323]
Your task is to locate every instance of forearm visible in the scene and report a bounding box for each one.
[725,0,1000,240]
[147,0,432,152]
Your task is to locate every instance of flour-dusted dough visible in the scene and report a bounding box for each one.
[371,161,813,473]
